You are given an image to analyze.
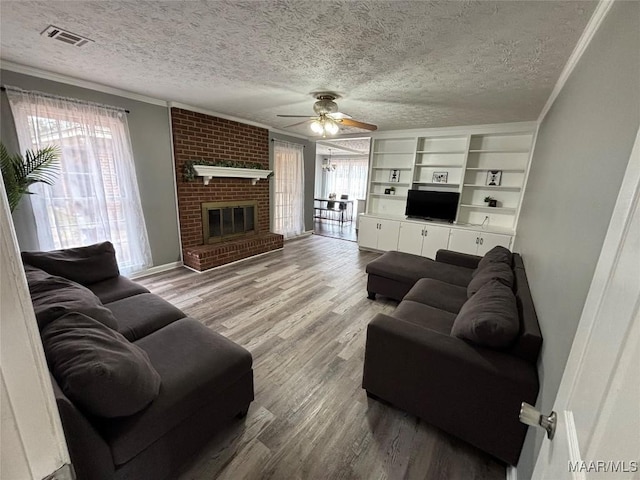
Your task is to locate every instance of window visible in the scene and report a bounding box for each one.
[6,87,151,275]
[273,140,305,239]
[323,156,369,200]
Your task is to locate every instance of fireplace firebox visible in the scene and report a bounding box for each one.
[201,201,257,244]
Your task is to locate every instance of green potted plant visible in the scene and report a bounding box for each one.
[484,196,498,207]
[1,142,60,212]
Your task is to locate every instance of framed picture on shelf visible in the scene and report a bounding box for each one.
[432,171,448,183]
[486,170,502,186]
[389,169,400,182]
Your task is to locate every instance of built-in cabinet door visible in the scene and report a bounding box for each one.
[422,225,451,259]
[377,219,401,251]
[447,229,480,255]
[397,222,425,255]
[358,216,380,250]
[476,232,511,255]
[448,229,512,255]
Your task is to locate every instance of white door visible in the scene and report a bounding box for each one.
[532,129,640,480]
[447,228,479,255]
[0,179,71,478]
[377,219,401,251]
[422,225,451,259]
[358,216,380,250]
[397,221,424,255]
[477,232,511,256]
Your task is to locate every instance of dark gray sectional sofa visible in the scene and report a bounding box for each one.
[22,242,254,480]
[363,247,541,465]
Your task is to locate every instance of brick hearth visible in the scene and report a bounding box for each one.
[171,107,283,271]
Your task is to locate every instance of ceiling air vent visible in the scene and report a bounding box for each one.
[41,25,93,47]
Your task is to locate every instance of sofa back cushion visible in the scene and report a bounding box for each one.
[451,279,519,348]
[467,262,514,298]
[509,259,543,363]
[42,312,161,418]
[22,241,120,286]
[24,265,118,331]
[475,245,513,272]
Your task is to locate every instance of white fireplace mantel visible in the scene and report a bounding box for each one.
[193,165,273,186]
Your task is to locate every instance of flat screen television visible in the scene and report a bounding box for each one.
[405,190,459,223]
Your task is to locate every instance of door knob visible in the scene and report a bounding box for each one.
[519,402,557,440]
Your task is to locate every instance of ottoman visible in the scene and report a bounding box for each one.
[365,250,475,301]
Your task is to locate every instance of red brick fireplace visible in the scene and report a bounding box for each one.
[171,107,283,271]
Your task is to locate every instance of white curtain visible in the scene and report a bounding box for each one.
[6,86,152,275]
[323,156,369,200]
[273,140,305,239]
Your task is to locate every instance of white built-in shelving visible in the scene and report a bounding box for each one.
[363,125,535,253]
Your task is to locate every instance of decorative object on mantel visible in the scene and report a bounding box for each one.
[486,170,502,186]
[432,171,448,184]
[484,196,498,207]
[0,142,60,212]
[183,160,273,185]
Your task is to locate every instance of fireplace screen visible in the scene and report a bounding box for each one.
[202,201,257,244]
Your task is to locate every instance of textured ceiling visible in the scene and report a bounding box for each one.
[0,1,597,136]
[316,138,371,156]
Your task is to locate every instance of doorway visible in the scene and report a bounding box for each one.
[313,137,370,242]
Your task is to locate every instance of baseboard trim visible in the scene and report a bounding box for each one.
[181,247,284,274]
[506,465,518,480]
[129,261,182,279]
[285,230,314,242]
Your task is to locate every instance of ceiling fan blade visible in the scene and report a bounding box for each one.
[327,112,352,120]
[284,119,312,128]
[339,118,378,131]
[277,114,314,118]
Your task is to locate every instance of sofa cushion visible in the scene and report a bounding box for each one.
[404,278,468,314]
[22,241,120,285]
[87,276,150,304]
[106,293,186,341]
[467,262,514,298]
[41,313,161,418]
[451,279,519,348]
[24,265,118,330]
[392,300,457,334]
[367,251,473,288]
[475,246,513,273]
[96,318,253,466]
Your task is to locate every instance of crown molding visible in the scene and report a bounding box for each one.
[371,121,537,139]
[537,0,615,123]
[0,60,169,107]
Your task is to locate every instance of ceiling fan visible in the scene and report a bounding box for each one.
[277,93,377,137]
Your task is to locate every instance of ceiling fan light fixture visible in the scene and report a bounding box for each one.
[324,119,339,135]
[310,120,323,134]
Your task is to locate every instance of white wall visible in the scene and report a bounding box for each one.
[514,2,640,477]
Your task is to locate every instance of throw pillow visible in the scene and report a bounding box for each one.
[22,241,120,285]
[467,262,514,298]
[475,245,513,273]
[24,265,118,331]
[452,279,519,348]
[42,312,161,418]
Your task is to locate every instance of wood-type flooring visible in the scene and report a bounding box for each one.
[137,235,506,480]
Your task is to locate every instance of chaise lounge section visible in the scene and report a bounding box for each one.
[362,247,542,465]
[22,242,254,480]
